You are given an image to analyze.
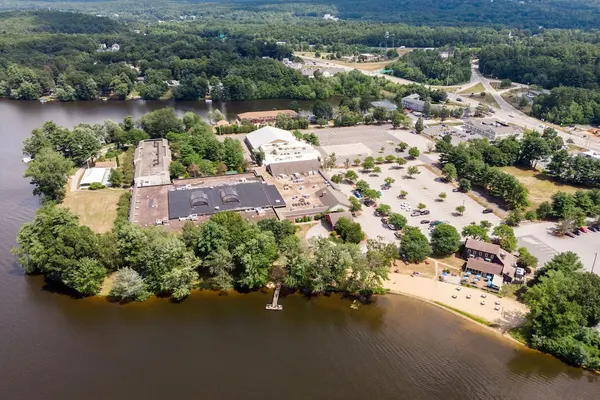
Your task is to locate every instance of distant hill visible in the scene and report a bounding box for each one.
[227,0,600,30]
[2,0,600,30]
[0,10,122,34]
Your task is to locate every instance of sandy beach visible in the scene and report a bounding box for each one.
[384,273,528,331]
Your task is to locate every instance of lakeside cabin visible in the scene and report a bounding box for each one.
[237,109,298,125]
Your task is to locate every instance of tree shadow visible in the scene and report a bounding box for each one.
[40,278,86,300]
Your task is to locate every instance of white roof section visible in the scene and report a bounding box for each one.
[80,167,111,187]
[246,126,295,149]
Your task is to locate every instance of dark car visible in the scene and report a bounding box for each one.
[374,211,382,217]
[420,220,431,224]
[380,217,388,224]
[394,232,402,239]
[420,210,430,215]
[483,208,493,214]
[364,199,375,207]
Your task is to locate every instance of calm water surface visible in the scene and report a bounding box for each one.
[0,99,598,400]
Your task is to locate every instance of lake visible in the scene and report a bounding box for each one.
[0,99,598,399]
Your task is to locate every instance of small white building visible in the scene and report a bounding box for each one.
[245,126,321,175]
[401,93,426,112]
[80,168,111,188]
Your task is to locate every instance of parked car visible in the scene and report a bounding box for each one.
[565,232,575,238]
[411,211,421,217]
[374,211,382,217]
[420,220,431,224]
[574,230,581,236]
[353,190,363,199]
[483,208,493,214]
[364,199,375,207]
[394,232,402,239]
[387,223,396,230]
[579,227,588,233]
[420,210,430,215]
[380,217,388,224]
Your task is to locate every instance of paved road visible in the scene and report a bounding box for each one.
[299,55,600,153]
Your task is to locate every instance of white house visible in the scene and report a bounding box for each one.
[245,126,321,175]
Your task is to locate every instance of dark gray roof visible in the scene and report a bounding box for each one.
[168,182,286,219]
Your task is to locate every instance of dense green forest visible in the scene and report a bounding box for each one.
[386,49,472,85]
[0,10,455,103]
[4,0,600,30]
[521,251,600,370]
[478,40,600,125]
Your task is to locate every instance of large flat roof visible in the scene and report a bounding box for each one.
[167,181,286,219]
[134,139,172,187]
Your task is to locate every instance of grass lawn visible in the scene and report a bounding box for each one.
[458,82,486,95]
[61,188,127,233]
[490,82,514,90]
[499,283,527,301]
[479,93,500,109]
[501,89,531,114]
[160,89,172,100]
[500,166,585,208]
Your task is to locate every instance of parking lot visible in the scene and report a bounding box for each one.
[303,125,436,164]
[331,163,502,241]
[514,222,600,274]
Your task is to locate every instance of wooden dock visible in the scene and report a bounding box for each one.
[265,283,283,311]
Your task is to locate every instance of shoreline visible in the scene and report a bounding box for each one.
[384,288,528,348]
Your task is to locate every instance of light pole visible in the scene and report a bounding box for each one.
[592,252,598,274]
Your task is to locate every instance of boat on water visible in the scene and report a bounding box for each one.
[39,98,47,103]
